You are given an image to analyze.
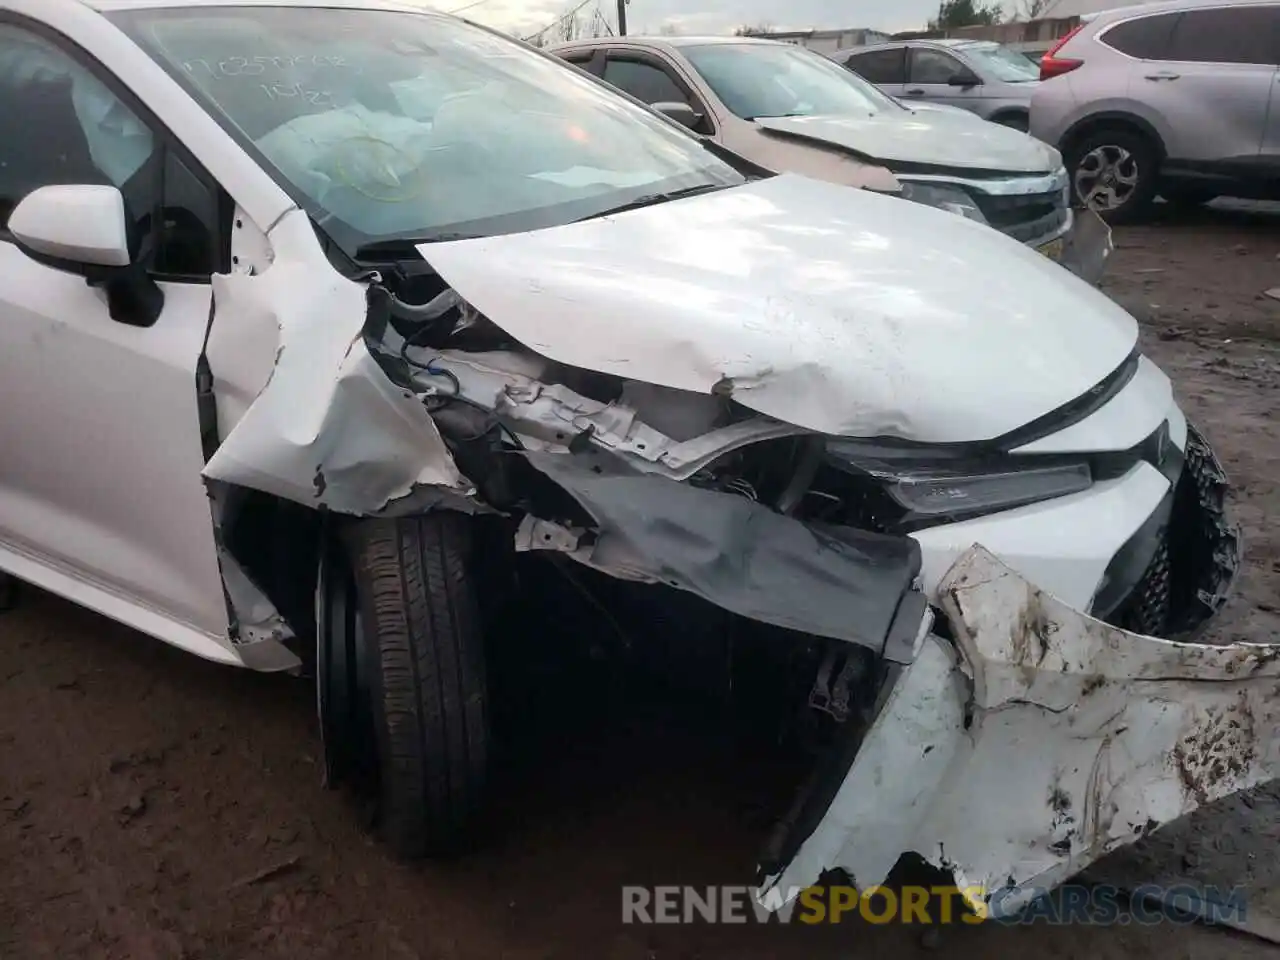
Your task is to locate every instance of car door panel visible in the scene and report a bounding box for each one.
[0,20,232,653]
[0,250,229,639]
[1127,6,1276,164]
[906,47,976,111]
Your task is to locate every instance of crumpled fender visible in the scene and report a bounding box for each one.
[762,544,1280,917]
[201,212,472,513]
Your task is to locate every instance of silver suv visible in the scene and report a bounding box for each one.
[833,39,1042,131]
[1030,0,1280,221]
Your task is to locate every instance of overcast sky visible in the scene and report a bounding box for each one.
[413,0,994,44]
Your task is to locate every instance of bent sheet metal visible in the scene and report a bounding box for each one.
[761,545,1280,917]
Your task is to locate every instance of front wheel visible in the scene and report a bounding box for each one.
[1066,127,1159,224]
[339,513,490,859]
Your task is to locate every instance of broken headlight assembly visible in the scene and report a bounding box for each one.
[824,440,1093,529]
[897,180,987,224]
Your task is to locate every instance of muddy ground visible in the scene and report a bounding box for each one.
[2,203,1279,960]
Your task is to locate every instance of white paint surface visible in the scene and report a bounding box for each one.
[422,174,1139,444]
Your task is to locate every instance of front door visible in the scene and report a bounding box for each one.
[1132,5,1276,166]
[904,46,982,113]
[0,20,233,660]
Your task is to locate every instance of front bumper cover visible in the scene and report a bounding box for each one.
[761,544,1278,919]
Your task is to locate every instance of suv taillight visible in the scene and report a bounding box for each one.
[1040,24,1084,80]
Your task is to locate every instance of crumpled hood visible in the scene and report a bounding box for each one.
[420,174,1137,444]
[755,108,1060,173]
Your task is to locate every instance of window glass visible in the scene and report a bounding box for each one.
[961,42,1040,81]
[683,42,902,120]
[909,48,966,83]
[1167,7,1280,64]
[0,25,156,229]
[847,48,906,83]
[112,7,741,257]
[1100,13,1180,59]
[156,151,219,277]
[602,58,688,105]
[0,25,219,278]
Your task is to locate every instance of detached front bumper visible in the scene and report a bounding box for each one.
[1045,206,1113,287]
[762,543,1276,919]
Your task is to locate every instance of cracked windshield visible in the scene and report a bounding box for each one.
[111,6,742,250]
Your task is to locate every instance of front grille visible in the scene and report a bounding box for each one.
[1102,425,1241,639]
[1113,538,1172,636]
[970,189,1069,244]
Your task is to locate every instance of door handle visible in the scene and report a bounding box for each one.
[1144,71,1181,81]
[905,88,925,96]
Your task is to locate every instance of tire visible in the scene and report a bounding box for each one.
[993,112,1029,133]
[341,513,489,859]
[1065,126,1160,224]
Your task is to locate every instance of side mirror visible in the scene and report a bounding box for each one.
[9,184,163,328]
[948,71,981,88]
[9,184,132,274]
[652,101,702,131]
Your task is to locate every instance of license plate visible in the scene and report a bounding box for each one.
[1038,238,1065,262]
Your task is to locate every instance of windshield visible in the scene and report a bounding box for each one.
[110,7,743,253]
[682,42,903,120]
[961,42,1041,82]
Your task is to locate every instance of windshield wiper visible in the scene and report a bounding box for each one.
[577,183,731,220]
[354,233,482,260]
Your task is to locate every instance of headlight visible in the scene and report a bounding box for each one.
[826,441,1093,525]
[898,181,988,224]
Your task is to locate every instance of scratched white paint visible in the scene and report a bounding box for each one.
[420,174,1141,444]
[762,545,1280,917]
[202,210,471,514]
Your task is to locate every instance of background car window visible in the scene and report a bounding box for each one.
[909,48,966,83]
[0,25,218,278]
[1100,13,1180,59]
[846,48,906,83]
[961,42,1041,81]
[1166,7,1280,64]
[602,58,689,106]
[683,42,901,120]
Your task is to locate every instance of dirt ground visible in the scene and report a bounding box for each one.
[2,203,1279,960]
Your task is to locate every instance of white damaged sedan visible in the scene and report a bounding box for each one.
[0,0,1275,918]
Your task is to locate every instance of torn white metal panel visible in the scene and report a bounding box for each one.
[216,548,301,672]
[418,174,1143,444]
[762,544,1280,918]
[404,347,810,477]
[203,210,471,514]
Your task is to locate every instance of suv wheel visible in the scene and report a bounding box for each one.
[1066,127,1159,224]
[333,513,490,859]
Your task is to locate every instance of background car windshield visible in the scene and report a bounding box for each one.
[683,42,903,120]
[962,42,1040,82]
[110,7,742,252]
